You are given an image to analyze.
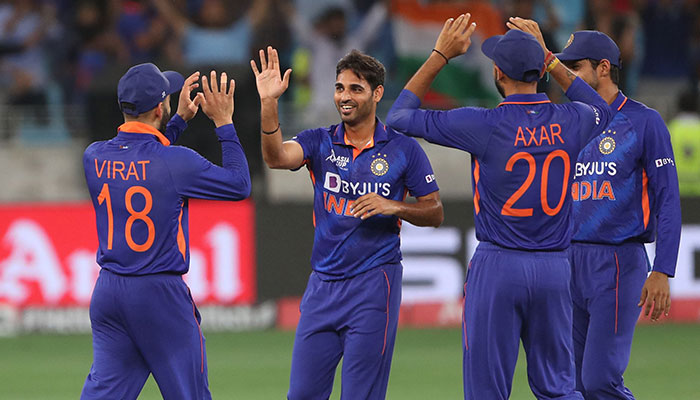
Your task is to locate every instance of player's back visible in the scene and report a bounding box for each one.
[84,133,189,275]
[473,99,600,250]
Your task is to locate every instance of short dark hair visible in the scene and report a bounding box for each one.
[588,58,620,86]
[336,49,385,90]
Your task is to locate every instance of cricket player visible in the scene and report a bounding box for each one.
[387,15,613,400]
[555,31,681,399]
[81,64,250,399]
[250,46,443,399]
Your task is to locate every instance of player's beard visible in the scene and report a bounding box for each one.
[338,99,372,127]
[158,106,171,134]
[494,78,506,98]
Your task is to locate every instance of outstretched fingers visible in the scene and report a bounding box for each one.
[227,78,235,97]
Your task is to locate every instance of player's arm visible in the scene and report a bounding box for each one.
[351,191,443,227]
[251,46,305,170]
[165,71,202,144]
[386,14,491,156]
[352,138,443,227]
[173,70,251,200]
[638,111,682,321]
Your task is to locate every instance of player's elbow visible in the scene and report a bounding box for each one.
[262,152,288,170]
[385,108,404,131]
[430,202,444,228]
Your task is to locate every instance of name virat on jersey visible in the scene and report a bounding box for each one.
[94,159,150,181]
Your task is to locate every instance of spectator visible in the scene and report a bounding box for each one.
[115,0,168,64]
[291,0,387,125]
[0,0,57,114]
[151,0,259,67]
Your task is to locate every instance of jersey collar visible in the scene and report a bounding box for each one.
[117,121,171,146]
[611,91,628,112]
[331,117,389,145]
[497,93,551,106]
[332,118,388,160]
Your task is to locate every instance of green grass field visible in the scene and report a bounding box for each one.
[1,324,698,399]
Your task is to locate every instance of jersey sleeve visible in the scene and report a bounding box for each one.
[403,137,439,197]
[386,89,492,157]
[290,128,319,170]
[565,77,613,146]
[164,114,187,144]
[165,123,251,201]
[641,110,681,277]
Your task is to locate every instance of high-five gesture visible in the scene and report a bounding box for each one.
[200,70,235,127]
[506,17,549,54]
[434,13,478,61]
[176,71,203,121]
[251,46,292,101]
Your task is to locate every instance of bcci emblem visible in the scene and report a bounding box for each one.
[599,137,616,155]
[564,34,574,49]
[370,157,389,176]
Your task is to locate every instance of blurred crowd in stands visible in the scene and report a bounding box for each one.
[1,0,700,193]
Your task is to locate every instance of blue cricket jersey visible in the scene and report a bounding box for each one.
[387,77,612,250]
[292,119,439,280]
[572,92,681,277]
[83,114,251,275]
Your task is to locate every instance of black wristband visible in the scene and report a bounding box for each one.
[261,123,280,135]
[432,48,449,64]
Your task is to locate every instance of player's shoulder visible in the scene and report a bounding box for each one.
[622,98,663,120]
[83,140,109,159]
[384,125,424,149]
[160,144,208,163]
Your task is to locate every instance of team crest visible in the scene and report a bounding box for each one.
[564,34,574,49]
[599,137,616,155]
[370,157,389,176]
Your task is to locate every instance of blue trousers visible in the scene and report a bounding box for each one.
[463,242,583,400]
[288,264,402,400]
[81,269,211,400]
[570,243,648,400]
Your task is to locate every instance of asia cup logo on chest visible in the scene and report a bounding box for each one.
[370,153,389,176]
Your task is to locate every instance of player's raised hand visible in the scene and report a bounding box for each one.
[200,70,235,127]
[638,271,671,321]
[434,13,477,61]
[350,192,400,220]
[506,17,549,54]
[177,71,203,122]
[251,46,292,101]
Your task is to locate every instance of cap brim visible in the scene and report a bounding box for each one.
[163,71,185,96]
[554,51,587,62]
[481,35,502,60]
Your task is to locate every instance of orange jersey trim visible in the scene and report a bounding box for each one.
[617,96,628,111]
[344,134,375,160]
[177,206,186,262]
[498,100,552,107]
[473,158,481,215]
[641,169,650,229]
[118,121,171,146]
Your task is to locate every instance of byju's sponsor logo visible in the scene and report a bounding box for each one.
[323,172,391,197]
[655,157,675,168]
[425,174,436,183]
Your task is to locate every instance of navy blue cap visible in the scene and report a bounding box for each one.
[481,30,544,83]
[555,30,621,67]
[117,63,185,116]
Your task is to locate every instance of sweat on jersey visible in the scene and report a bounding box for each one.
[83,114,251,275]
[292,119,439,280]
[572,92,681,277]
[387,77,612,251]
